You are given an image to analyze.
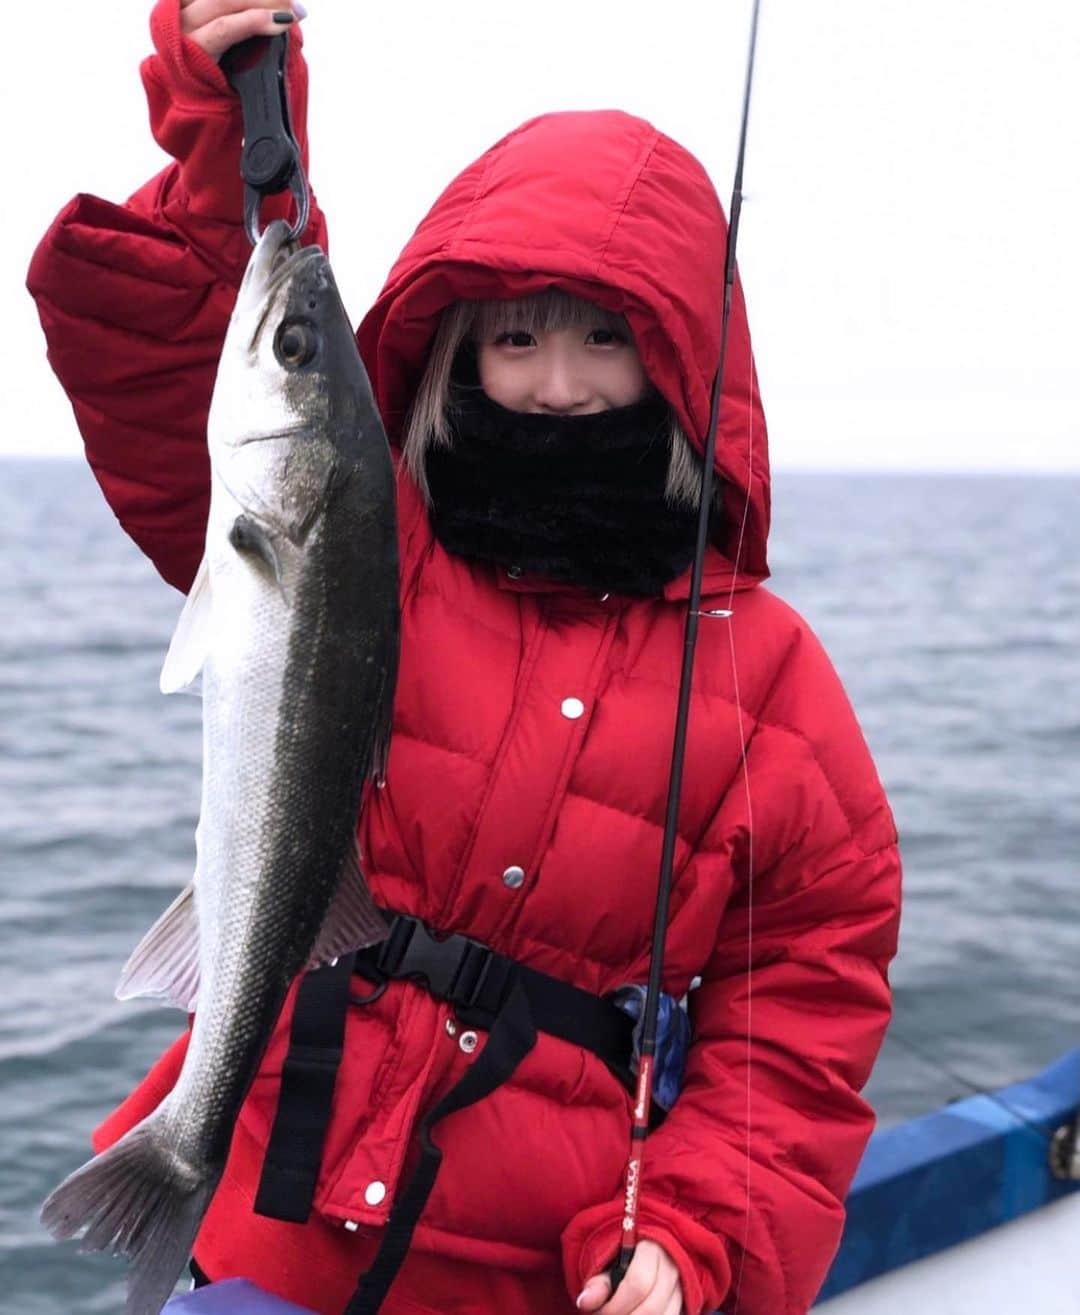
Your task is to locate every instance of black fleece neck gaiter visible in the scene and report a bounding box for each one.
[425,388,703,598]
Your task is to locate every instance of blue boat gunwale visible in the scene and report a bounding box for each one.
[816,1047,1080,1302]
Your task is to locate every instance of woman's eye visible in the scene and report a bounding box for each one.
[586,327,624,346]
[495,331,536,348]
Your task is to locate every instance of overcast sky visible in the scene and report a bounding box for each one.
[4,0,1077,470]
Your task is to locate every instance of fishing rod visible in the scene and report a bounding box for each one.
[610,0,764,1292]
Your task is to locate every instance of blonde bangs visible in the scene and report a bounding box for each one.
[473,290,629,343]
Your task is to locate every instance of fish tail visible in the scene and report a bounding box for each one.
[41,1119,215,1315]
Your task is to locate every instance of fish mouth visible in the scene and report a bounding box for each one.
[263,240,324,300]
[246,221,325,304]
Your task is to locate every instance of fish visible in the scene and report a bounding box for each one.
[40,219,399,1314]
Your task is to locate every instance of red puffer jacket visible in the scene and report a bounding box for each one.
[28,5,901,1313]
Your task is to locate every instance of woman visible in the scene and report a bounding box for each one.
[27,3,901,1313]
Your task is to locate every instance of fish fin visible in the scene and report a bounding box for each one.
[160,556,213,695]
[309,839,387,966]
[229,514,283,584]
[40,1118,216,1315]
[115,882,200,1012]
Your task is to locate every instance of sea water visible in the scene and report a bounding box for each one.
[2,460,1078,1312]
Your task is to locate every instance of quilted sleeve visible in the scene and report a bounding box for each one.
[25,0,327,592]
[562,622,901,1315]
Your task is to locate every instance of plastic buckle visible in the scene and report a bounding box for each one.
[374,916,503,1014]
[373,915,419,979]
[450,941,497,1010]
[453,952,517,1029]
[374,917,464,1001]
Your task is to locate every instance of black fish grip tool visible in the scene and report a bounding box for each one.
[222,33,311,246]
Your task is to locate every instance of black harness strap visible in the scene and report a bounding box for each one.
[344,975,537,1315]
[254,952,356,1223]
[352,914,633,1081]
[253,912,637,1313]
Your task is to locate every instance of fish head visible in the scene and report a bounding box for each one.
[208,221,375,537]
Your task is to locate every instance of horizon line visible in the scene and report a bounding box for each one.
[4,454,1078,478]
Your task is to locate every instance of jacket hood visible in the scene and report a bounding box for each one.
[358,109,770,588]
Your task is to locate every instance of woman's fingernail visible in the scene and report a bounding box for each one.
[293,2,309,16]
[273,11,295,23]
[575,1291,588,1310]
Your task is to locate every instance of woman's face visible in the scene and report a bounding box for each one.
[476,317,649,414]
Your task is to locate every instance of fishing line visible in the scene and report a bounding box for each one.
[713,5,763,1312]
[631,0,1054,1301]
[726,398,758,1315]
[886,1026,1055,1147]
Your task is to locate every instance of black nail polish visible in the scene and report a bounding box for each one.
[273,11,295,23]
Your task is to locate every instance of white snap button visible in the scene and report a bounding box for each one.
[507,565,523,579]
[344,1220,359,1232]
[459,1030,479,1054]
[561,698,585,720]
[502,865,526,889]
[364,1181,387,1206]
[445,1018,458,1038]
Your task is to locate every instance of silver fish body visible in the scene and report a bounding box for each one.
[41,221,398,1313]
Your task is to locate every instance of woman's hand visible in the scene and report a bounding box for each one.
[180,0,306,63]
[577,1240,684,1315]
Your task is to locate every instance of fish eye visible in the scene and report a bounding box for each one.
[274,319,319,370]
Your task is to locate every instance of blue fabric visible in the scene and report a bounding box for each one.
[166,1279,315,1314]
[611,985,692,1112]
